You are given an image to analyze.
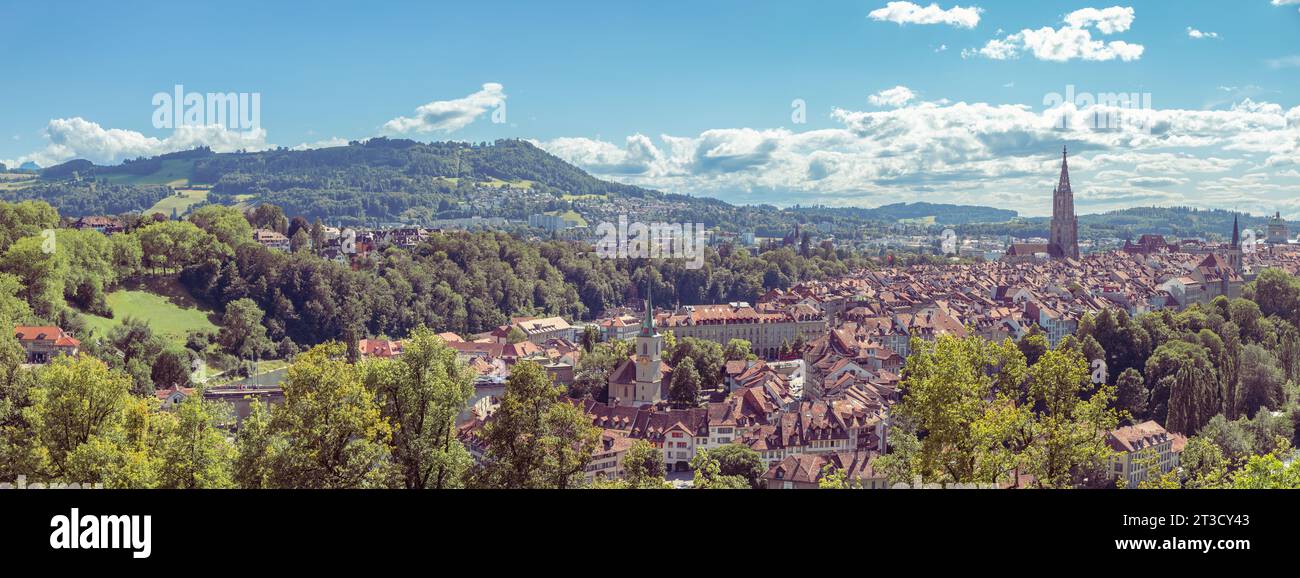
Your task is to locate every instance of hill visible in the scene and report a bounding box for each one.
[958,206,1272,242]
[15,139,1279,242]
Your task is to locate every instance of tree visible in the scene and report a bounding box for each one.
[1115,368,1148,422]
[620,439,669,489]
[689,449,750,489]
[1078,308,1152,378]
[668,359,700,409]
[158,396,235,488]
[1229,453,1300,489]
[233,400,275,488]
[819,463,855,489]
[1016,331,1049,367]
[135,220,227,273]
[290,228,311,253]
[1022,344,1121,488]
[219,298,271,365]
[1249,268,1300,325]
[667,337,724,389]
[189,204,253,249]
[723,339,757,361]
[267,343,394,488]
[476,361,599,488]
[711,443,765,488]
[1237,344,1284,418]
[1179,436,1228,489]
[505,326,527,344]
[888,335,1030,485]
[105,316,165,395]
[579,325,600,352]
[570,338,631,402]
[1145,340,1218,433]
[537,400,601,489]
[0,234,67,319]
[0,312,41,479]
[151,349,192,390]
[247,203,288,234]
[63,397,170,488]
[27,354,133,475]
[366,327,475,489]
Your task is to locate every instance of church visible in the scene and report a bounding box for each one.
[607,289,673,407]
[1005,146,1080,261]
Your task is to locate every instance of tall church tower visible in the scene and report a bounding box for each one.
[633,283,664,403]
[1049,146,1080,260]
[1227,213,1243,273]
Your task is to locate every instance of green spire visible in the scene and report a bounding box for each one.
[641,279,655,336]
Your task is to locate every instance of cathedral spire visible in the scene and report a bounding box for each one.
[1049,145,1080,260]
[1232,213,1240,248]
[1057,145,1071,194]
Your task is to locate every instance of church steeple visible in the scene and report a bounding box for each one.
[1057,145,1071,194]
[640,278,656,337]
[632,275,664,405]
[1231,213,1240,248]
[1049,145,1080,260]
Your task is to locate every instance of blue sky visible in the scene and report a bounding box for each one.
[2,1,1299,216]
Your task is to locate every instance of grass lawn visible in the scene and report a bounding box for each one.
[547,209,588,227]
[0,177,37,191]
[79,278,217,342]
[147,187,210,217]
[484,177,534,189]
[100,159,197,187]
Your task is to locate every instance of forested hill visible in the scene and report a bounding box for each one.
[2,139,1276,242]
[8,139,1027,233]
[958,206,1274,242]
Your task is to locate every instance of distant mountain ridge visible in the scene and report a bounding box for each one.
[9,139,1281,242]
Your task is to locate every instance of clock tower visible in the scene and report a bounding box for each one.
[634,284,664,403]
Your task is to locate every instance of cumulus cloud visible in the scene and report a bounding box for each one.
[2,117,270,169]
[536,92,1300,216]
[1062,6,1135,34]
[868,2,982,29]
[534,134,665,176]
[1186,27,1219,40]
[968,6,1144,62]
[868,86,917,108]
[290,137,350,151]
[381,83,505,135]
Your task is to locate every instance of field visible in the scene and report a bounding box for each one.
[147,187,210,217]
[0,174,37,191]
[547,209,588,227]
[100,158,198,187]
[79,278,217,341]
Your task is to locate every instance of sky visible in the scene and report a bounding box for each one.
[1,0,1298,217]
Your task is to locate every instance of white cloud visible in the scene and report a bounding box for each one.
[536,93,1300,216]
[969,6,1144,62]
[977,26,1144,62]
[381,83,505,135]
[869,86,917,108]
[2,117,270,169]
[1063,6,1135,35]
[290,137,350,151]
[1186,27,1219,40]
[1267,55,1300,69]
[868,2,982,29]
